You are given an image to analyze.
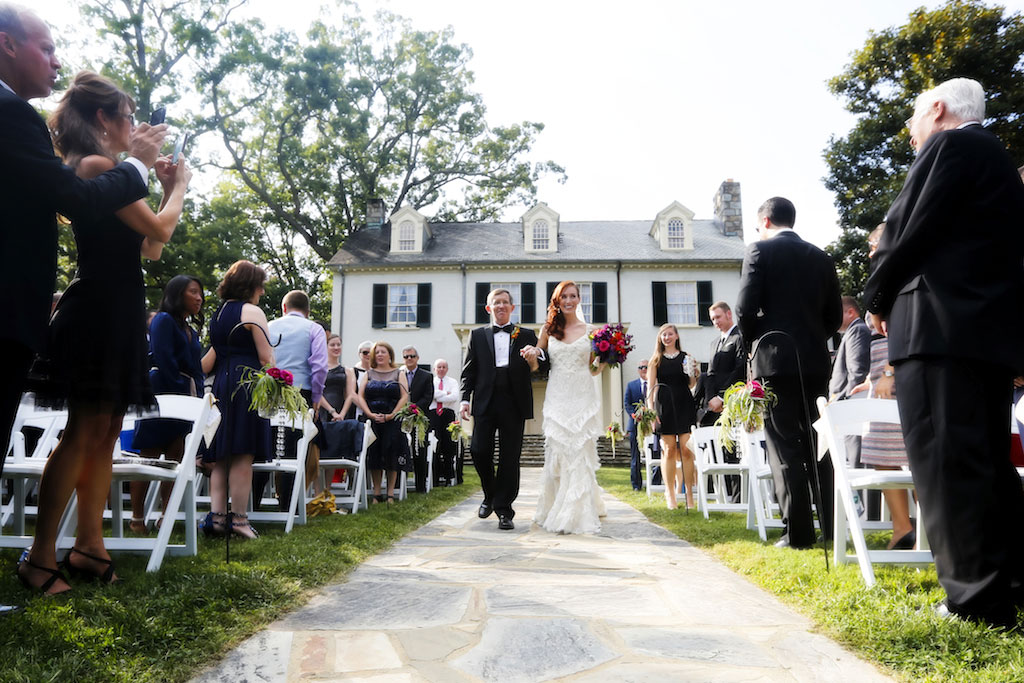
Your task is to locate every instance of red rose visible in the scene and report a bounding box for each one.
[280,370,294,385]
[748,381,765,399]
[598,340,611,352]
[267,367,281,379]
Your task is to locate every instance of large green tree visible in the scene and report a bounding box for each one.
[823,0,1024,297]
[200,8,565,266]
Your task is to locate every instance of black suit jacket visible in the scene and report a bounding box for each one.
[406,367,434,413]
[865,124,1024,370]
[460,325,543,419]
[735,231,842,380]
[702,326,745,407]
[0,87,148,352]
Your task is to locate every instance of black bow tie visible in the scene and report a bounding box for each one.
[493,324,513,334]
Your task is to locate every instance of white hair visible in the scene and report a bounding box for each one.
[915,78,985,123]
[358,340,373,351]
[432,358,448,371]
[401,345,418,355]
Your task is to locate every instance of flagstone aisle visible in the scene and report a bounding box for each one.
[193,469,893,682]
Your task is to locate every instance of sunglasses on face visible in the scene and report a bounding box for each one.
[403,354,418,359]
[638,365,648,370]
[360,350,371,355]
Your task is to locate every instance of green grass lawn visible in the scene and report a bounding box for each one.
[0,476,478,683]
[597,467,1024,683]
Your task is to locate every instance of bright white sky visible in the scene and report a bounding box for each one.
[35,0,1024,248]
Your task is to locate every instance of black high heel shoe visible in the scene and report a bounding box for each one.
[200,511,227,537]
[230,513,259,539]
[17,558,71,595]
[64,547,117,584]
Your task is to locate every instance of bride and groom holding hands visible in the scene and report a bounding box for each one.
[460,282,607,534]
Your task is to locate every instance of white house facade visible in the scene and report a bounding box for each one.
[328,180,747,434]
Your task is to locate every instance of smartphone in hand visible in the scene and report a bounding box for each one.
[173,133,189,163]
[150,107,166,125]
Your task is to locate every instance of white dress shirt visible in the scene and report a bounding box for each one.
[493,328,511,367]
[433,375,461,412]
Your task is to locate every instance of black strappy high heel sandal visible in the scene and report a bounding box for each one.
[17,558,71,595]
[63,547,117,584]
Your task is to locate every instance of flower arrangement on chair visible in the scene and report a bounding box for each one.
[714,380,778,451]
[447,420,470,446]
[632,400,658,447]
[236,365,307,423]
[589,323,634,368]
[605,421,624,454]
[396,403,430,446]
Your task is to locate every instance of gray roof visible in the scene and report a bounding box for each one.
[329,219,746,269]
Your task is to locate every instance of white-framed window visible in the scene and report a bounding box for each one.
[667,218,686,248]
[666,282,698,325]
[398,220,416,251]
[388,284,418,326]
[576,282,593,322]
[532,220,549,250]
[489,282,522,324]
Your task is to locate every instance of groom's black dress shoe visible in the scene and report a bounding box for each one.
[497,515,514,530]
[478,503,493,519]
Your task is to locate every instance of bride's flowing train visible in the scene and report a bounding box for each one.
[534,334,606,534]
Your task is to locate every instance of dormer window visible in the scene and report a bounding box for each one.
[532,220,549,250]
[667,218,686,248]
[398,221,416,251]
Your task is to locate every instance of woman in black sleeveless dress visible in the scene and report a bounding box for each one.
[354,342,411,503]
[647,324,700,511]
[20,72,191,594]
[200,261,274,539]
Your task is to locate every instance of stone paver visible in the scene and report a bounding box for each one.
[192,469,893,682]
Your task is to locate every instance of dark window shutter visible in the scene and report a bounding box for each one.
[545,281,558,306]
[592,282,608,323]
[416,283,432,328]
[372,284,387,328]
[475,282,490,324]
[652,281,667,326]
[521,282,536,323]
[697,281,713,327]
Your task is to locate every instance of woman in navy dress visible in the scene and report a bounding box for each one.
[647,324,700,510]
[128,275,205,533]
[200,260,273,539]
[355,342,410,503]
[20,72,191,594]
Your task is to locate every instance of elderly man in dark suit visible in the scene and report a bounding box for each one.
[0,4,165,480]
[460,288,546,530]
[736,197,842,549]
[699,301,746,501]
[865,78,1024,628]
[828,296,872,468]
[401,345,434,493]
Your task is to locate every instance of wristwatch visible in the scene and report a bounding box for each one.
[883,369,894,378]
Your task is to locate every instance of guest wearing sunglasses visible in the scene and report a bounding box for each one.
[624,358,653,491]
[401,346,434,493]
[350,341,373,420]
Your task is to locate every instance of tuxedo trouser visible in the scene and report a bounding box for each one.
[0,339,33,483]
[430,409,457,486]
[628,430,643,490]
[896,357,1024,626]
[411,423,429,493]
[254,389,312,511]
[762,374,834,547]
[471,368,524,518]
[700,410,741,502]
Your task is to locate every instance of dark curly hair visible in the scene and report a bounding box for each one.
[544,280,580,341]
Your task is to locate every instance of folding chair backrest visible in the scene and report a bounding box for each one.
[690,426,719,465]
[815,397,901,466]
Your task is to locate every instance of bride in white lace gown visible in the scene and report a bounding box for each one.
[525,281,607,534]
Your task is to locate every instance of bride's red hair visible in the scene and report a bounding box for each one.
[545,280,579,340]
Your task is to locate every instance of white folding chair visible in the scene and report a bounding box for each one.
[59,394,214,571]
[405,432,437,494]
[248,409,317,533]
[315,420,371,514]
[643,435,663,497]
[691,426,748,519]
[0,407,68,546]
[813,396,931,587]
[735,429,784,541]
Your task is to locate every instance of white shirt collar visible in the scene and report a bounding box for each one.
[0,78,14,95]
[956,120,981,129]
[285,310,307,318]
[768,227,795,238]
[721,323,737,340]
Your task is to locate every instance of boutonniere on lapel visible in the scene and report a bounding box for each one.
[510,325,521,343]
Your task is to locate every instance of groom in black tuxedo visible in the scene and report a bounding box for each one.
[460,288,545,530]
[0,5,166,480]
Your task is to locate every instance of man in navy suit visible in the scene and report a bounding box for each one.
[736,197,842,549]
[0,4,166,480]
[460,288,546,530]
[624,359,654,491]
[865,78,1024,627]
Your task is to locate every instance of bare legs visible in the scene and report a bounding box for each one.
[659,433,697,510]
[23,408,123,593]
[876,464,915,549]
[370,469,383,502]
[209,454,256,537]
[369,469,398,503]
[130,437,185,532]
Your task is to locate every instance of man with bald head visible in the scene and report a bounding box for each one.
[866,78,1024,628]
[0,5,166,485]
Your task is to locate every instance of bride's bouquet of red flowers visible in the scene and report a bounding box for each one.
[589,323,634,368]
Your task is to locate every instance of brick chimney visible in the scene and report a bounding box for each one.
[713,179,742,238]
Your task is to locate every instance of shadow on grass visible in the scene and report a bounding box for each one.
[598,467,1024,683]
[0,474,480,683]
